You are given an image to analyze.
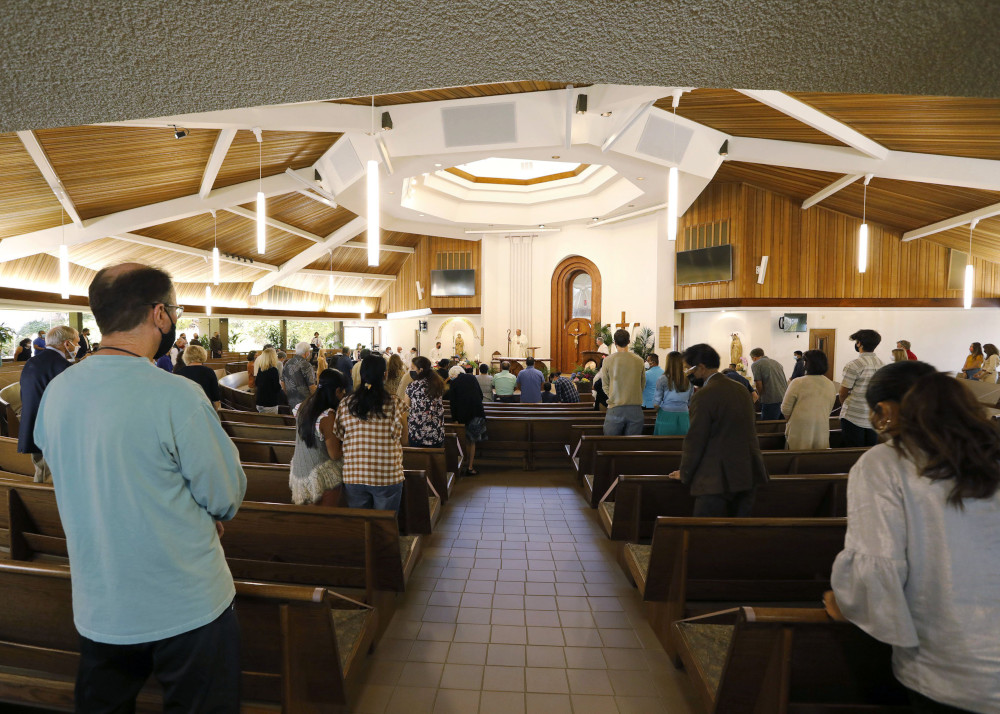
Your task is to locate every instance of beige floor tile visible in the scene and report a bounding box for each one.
[374,638,414,661]
[566,668,615,696]
[565,647,607,669]
[457,607,493,624]
[480,691,525,714]
[608,669,662,698]
[525,645,567,668]
[491,624,528,644]
[525,692,572,714]
[385,618,422,640]
[571,694,621,713]
[563,628,603,647]
[487,643,526,666]
[492,594,525,609]
[525,609,561,627]
[599,629,641,649]
[525,666,570,693]
[408,640,451,663]
[432,688,481,714]
[428,591,463,607]
[439,662,485,690]
[482,665,526,691]
[396,661,444,688]
[614,696,670,714]
[423,605,459,623]
[460,592,494,608]
[354,683,393,714]
[417,622,457,641]
[601,648,650,670]
[526,626,565,646]
[386,686,437,714]
[454,623,492,643]
[363,659,405,686]
[558,610,596,628]
[446,641,487,665]
[491,609,526,626]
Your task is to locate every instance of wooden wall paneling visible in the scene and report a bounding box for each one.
[379,236,481,314]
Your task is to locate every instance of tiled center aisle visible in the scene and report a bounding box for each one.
[355,468,699,714]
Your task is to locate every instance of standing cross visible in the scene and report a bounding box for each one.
[615,311,630,330]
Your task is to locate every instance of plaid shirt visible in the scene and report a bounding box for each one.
[553,376,579,403]
[334,395,404,485]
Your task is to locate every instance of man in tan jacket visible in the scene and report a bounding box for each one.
[601,329,646,435]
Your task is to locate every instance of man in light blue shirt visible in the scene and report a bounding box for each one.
[35,263,246,712]
[642,353,664,408]
[515,357,545,403]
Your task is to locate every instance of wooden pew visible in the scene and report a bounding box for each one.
[673,607,910,714]
[585,447,866,508]
[0,481,419,637]
[219,408,295,426]
[599,473,848,541]
[0,437,34,477]
[0,560,378,712]
[223,421,297,442]
[623,516,847,661]
[0,383,19,439]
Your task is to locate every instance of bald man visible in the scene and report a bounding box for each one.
[34,263,246,711]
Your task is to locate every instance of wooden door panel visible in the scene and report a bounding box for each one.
[809,329,837,381]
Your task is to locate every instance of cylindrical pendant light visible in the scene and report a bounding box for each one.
[667,167,678,242]
[965,219,978,310]
[367,160,380,266]
[59,244,70,299]
[212,210,220,285]
[205,285,212,316]
[254,128,266,255]
[858,223,868,273]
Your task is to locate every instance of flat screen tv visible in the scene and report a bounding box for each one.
[676,245,733,286]
[431,269,476,297]
[778,313,808,333]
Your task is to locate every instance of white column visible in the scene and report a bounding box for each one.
[508,235,534,349]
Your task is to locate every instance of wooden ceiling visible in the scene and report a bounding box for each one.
[331,81,575,106]
[303,231,421,274]
[211,130,340,190]
[0,133,64,240]
[667,89,846,146]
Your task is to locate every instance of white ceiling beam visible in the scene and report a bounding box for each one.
[564,84,575,149]
[199,129,237,199]
[0,169,312,263]
[295,189,337,208]
[735,90,889,160]
[338,240,414,254]
[111,232,279,271]
[298,269,396,281]
[251,217,368,296]
[801,173,866,210]
[16,130,83,225]
[96,102,371,133]
[601,100,654,152]
[284,168,338,204]
[902,202,1000,242]
[727,138,1000,193]
[224,206,324,244]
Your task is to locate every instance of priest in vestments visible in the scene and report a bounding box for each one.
[512,329,527,358]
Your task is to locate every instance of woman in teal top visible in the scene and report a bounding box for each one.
[653,351,693,435]
[642,353,664,408]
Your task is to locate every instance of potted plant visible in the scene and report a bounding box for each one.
[630,326,655,360]
[0,323,15,359]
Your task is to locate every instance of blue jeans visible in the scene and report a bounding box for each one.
[343,482,404,512]
[760,402,782,421]
[603,405,644,435]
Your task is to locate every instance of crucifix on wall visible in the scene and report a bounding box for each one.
[615,311,639,332]
[567,323,588,346]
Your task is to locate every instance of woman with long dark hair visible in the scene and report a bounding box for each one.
[404,356,446,448]
[779,349,837,449]
[334,355,406,511]
[385,353,405,396]
[826,361,1000,712]
[961,341,984,379]
[652,351,692,435]
[976,343,999,383]
[290,369,347,506]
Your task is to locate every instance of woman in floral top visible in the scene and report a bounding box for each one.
[404,356,446,448]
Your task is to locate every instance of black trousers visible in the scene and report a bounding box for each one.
[840,418,879,447]
[76,602,240,714]
[692,489,756,517]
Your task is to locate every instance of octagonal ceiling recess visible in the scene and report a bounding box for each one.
[454,158,583,182]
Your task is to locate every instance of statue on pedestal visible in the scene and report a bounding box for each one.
[454,332,466,357]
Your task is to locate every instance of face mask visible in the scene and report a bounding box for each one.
[689,377,705,388]
[154,315,177,360]
[854,343,861,353]
[64,343,77,363]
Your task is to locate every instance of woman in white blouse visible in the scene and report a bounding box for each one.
[976,343,999,383]
[779,349,838,450]
[825,361,1000,713]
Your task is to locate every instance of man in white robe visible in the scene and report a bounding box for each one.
[429,341,444,364]
[512,329,528,358]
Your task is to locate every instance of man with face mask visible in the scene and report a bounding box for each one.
[839,329,884,447]
[667,343,768,517]
[34,264,246,712]
[17,324,79,483]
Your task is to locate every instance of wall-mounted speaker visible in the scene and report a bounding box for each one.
[756,256,769,285]
[441,102,517,147]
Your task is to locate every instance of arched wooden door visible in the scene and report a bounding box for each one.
[550,256,601,373]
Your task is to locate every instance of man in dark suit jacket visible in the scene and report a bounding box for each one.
[332,346,355,393]
[668,343,768,517]
[19,325,79,482]
[76,328,92,360]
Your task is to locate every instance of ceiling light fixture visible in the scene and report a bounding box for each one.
[58,204,69,299]
[636,176,645,181]
[858,174,873,273]
[205,285,212,316]
[965,219,979,309]
[575,94,588,115]
[551,155,560,160]
[328,250,336,302]
[367,96,380,267]
[600,111,612,117]
[172,125,188,139]
[667,89,683,242]
[211,210,220,285]
[252,127,265,255]
[434,163,442,168]
[381,111,393,131]
[719,139,729,157]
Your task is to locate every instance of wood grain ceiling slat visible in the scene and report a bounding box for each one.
[0,132,64,239]
[663,89,847,146]
[330,81,575,106]
[34,126,218,221]
[212,130,341,190]
[264,193,357,238]
[790,93,1000,161]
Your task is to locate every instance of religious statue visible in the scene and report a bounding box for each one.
[730,333,743,366]
[454,331,466,357]
[512,328,527,358]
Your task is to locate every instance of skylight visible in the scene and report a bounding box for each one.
[454,157,583,180]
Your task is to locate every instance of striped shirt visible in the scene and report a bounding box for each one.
[840,353,884,428]
[334,395,405,486]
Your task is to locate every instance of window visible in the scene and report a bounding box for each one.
[571,273,592,320]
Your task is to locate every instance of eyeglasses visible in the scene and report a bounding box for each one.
[149,303,185,319]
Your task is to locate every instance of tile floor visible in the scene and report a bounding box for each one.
[354,468,700,714]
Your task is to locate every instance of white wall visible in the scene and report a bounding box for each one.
[681,307,996,378]
[480,214,664,362]
[378,314,483,360]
